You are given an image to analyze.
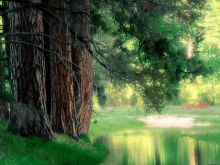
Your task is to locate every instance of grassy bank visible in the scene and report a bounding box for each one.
[88,106,146,138]
[0,120,108,165]
[0,106,146,165]
[89,105,220,143]
[160,105,220,143]
[1,105,220,164]
[161,105,220,126]
[89,105,220,137]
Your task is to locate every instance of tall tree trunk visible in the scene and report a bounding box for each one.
[48,0,93,139]
[7,0,55,141]
[50,0,79,139]
[71,0,93,134]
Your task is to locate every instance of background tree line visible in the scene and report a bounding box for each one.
[91,0,212,113]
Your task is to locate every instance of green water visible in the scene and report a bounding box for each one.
[94,129,220,165]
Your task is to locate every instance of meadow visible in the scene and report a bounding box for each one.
[89,105,220,142]
[0,120,108,165]
[1,105,220,164]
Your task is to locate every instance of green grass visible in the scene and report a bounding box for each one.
[161,105,220,143]
[90,105,220,144]
[0,120,108,165]
[193,116,220,124]
[2,105,220,164]
[89,106,146,138]
[161,105,220,118]
[89,105,220,138]
[161,105,220,124]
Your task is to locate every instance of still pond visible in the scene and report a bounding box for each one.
[93,129,220,165]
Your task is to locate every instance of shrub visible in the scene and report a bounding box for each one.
[80,133,91,143]
[185,99,210,109]
[130,93,138,107]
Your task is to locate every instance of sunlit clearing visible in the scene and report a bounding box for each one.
[139,116,194,127]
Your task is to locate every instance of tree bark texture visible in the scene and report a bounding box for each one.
[8,0,55,141]
[8,101,54,141]
[49,0,79,139]
[0,101,9,121]
[48,0,93,138]
[71,0,93,134]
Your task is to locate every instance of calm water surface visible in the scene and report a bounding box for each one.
[93,129,220,165]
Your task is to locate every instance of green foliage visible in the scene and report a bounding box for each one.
[129,93,137,107]
[0,120,108,165]
[0,91,14,102]
[173,0,220,106]
[170,96,186,106]
[176,74,220,106]
[90,1,111,34]
[0,119,8,130]
[198,92,214,106]
[91,0,209,113]
[96,86,107,107]
[80,133,91,143]
[89,106,146,138]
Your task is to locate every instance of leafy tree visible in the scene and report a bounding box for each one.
[91,0,211,113]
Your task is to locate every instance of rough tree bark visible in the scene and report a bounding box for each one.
[49,0,79,139]
[7,0,55,141]
[0,101,9,121]
[47,0,93,139]
[71,0,93,134]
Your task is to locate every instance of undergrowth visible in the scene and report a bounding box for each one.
[0,120,108,165]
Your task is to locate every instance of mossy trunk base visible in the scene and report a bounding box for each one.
[7,102,55,141]
[0,100,9,120]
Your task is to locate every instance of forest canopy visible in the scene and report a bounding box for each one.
[90,0,212,113]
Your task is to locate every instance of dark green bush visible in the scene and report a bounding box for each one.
[130,93,137,107]
[80,133,91,143]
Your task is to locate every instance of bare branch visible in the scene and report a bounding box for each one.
[0,40,93,83]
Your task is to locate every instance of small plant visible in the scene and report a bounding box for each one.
[185,99,210,109]
[130,93,138,107]
[198,99,210,108]
[80,133,91,143]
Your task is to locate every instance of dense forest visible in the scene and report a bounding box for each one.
[2,0,220,164]
[0,0,217,145]
[1,0,213,139]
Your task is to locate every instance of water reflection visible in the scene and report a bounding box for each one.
[93,129,220,165]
